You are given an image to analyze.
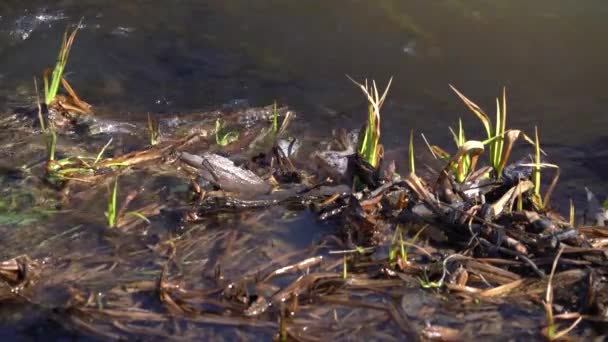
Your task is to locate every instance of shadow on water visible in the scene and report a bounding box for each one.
[1,0,608,340]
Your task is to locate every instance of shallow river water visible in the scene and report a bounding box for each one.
[1,1,607,340]
[2,1,607,203]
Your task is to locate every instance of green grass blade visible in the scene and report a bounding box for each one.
[94,138,113,165]
[534,126,541,196]
[272,101,278,134]
[569,199,575,226]
[450,85,492,139]
[214,118,222,145]
[45,25,79,105]
[499,88,507,172]
[458,119,465,146]
[399,230,406,262]
[349,76,391,169]
[46,128,57,161]
[408,129,415,174]
[493,98,501,168]
[147,113,159,146]
[125,211,150,224]
[106,177,118,228]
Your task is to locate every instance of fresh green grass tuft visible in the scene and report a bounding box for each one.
[448,119,473,182]
[44,23,80,105]
[349,76,393,168]
[215,118,239,146]
[389,225,427,269]
[450,85,509,176]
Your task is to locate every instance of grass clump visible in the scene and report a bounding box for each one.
[44,131,124,186]
[215,118,239,147]
[349,76,393,168]
[388,225,426,269]
[450,85,509,176]
[44,23,80,106]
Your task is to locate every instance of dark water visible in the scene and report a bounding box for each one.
[2,0,607,205]
[1,1,607,339]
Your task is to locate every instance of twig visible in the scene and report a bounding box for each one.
[479,238,545,277]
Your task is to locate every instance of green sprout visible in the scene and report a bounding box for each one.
[349,76,393,168]
[543,247,582,340]
[104,177,149,229]
[518,127,559,210]
[388,225,427,269]
[44,23,80,105]
[408,129,415,174]
[272,100,279,134]
[569,199,575,227]
[46,127,58,162]
[106,177,119,228]
[45,135,116,186]
[147,113,160,146]
[448,119,473,182]
[423,122,486,183]
[450,85,508,176]
[215,118,239,147]
[533,126,541,199]
[418,271,443,289]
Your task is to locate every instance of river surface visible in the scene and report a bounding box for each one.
[1,1,607,340]
[2,1,607,205]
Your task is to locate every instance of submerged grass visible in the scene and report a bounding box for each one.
[104,177,149,229]
[106,177,118,228]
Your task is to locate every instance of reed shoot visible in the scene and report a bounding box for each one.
[215,118,239,146]
[349,76,393,168]
[450,85,509,177]
[106,177,119,228]
[44,24,80,105]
